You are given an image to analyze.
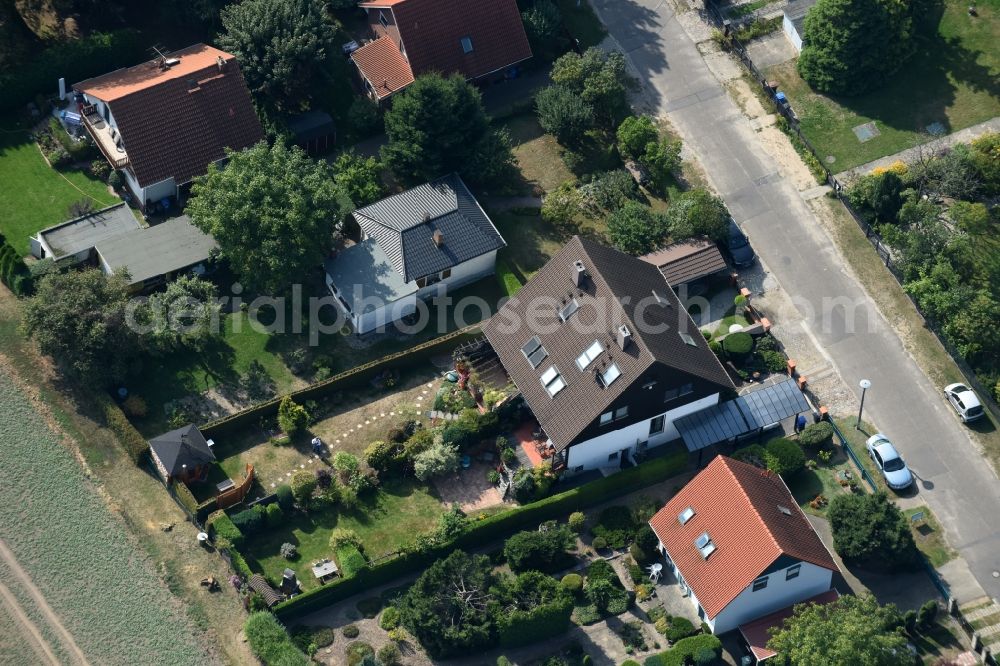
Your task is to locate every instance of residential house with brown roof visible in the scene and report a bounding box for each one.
[482,236,735,474]
[73,43,264,209]
[352,0,532,101]
[649,455,840,635]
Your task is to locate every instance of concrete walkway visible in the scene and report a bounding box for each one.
[590,0,1000,601]
[835,116,1000,183]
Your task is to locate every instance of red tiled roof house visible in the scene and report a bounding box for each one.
[73,44,264,209]
[649,455,840,634]
[352,0,532,101]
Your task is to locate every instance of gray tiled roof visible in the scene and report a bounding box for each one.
[482,236,734,450]
[148,424,216,475]
[353,174,506,283]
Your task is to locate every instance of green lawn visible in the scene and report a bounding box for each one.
[905,505,957,567]
[243,479,446,590]
[786,458,852,517]
[767,0,1000,171]
[506,113,576,195]
[0,127,119,252]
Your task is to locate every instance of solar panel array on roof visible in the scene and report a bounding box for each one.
[674,378,809,451]
[737,379,810,429]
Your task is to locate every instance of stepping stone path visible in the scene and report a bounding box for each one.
[960,597,1000,657]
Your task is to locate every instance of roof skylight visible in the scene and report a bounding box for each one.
[522,336,548,368]
[576,340,604,370]
[678,507,695,525]
[559,298,580,322]
[695,531,716,559]
[598,363,621,387]
[541,366,566,397]
[679,331,698,347]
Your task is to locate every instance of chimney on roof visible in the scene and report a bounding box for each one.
[433,229,444,247]
[572,260,586,287]
[217,55,226,71]
[617,325,632,351]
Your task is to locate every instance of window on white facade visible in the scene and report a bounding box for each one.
[379,10,389,29]
[607,451,619,461]
[650,415,665,435]
[785,564,801,580]
[541,366,566,397]
[440,268,451,279]
[576,340,604,370]
[416,276,428,288]
[614,406,628,420]
[752,576,769,591]
[461,36,474,53]
[599,411,613,426]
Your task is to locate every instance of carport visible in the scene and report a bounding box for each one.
[675,378,811,458]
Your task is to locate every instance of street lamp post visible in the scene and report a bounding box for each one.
[856,379,871,430]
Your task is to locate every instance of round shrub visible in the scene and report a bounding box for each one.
[708,340,722,354]
[734,294,747,307]
[622,661,641,666]
[379,606,401,630]
[280,542,298,560]
[275,484,294,510]
[345,641,373,666]
[592,535,608,550]
[799,421,835,448]
[561,573,584,595]
[329,528,362,550]
[760,349,787,372]
[722,332,753,357]
[665,616,697,642]
[568,511,586,533]
[764,438,806,477]
[265,502,284,527]
[654,617,670,635]
[377,642,401,665]
[342,624,360,639]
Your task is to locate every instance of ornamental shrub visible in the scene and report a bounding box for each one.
[828,492,919,570]
[722,331,753,357]
[764,438,805,477]
[591,505,638,549]
[561,573,584,595]
[232,505,266,534]
[917,600,938,629]
[799,421,835,448]
[280,542,298,560]
[277,396,310,436]
[503,524,575,572]
[379,606,401,630]
[329,528,362,550]
[290,470,317,507]
[275,484,294,510]
[244,612,310,666]
[377,642,401,666]
[207,511,244,549]
[265,502,284,527]
[568,511,586,532]
[342,624,360,639]
[592,535,608,550]
[585,559,617,585]
[664,616,697,642]
[732,444,767,468]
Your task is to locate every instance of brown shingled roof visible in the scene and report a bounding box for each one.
[351,36,416,100]
[74,44,264,189]
[482,236,733,450]
[649,456,839,620]
[360,0,531,83]
[639,237,728,285]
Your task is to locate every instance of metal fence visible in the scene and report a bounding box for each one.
[702,0,1000,422]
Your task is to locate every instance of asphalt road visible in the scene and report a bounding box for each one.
[591,0,1000,600]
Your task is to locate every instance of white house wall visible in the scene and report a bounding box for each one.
[416,250,497,299]
[143,177,178,205]
[713,560,831,633]
[783,15,804,52]
[566,392,719,471]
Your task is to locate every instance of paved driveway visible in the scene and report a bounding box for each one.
[590,0,1000,600]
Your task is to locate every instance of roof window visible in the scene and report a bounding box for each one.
[576,340,604,370]
[461,37,474,53]
[695,531,716,559]
[522,336,548,368]
[541,366,566,397]
[678,506,695,525]
[777,505,792,516]
[598,363,621,387]
[679,331,698,347]
[559,298,580,322]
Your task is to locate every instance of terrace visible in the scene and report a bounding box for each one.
[80,104,129,169]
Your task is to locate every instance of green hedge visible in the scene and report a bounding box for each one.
[96,394,149,463]
[172,482,199,517]
[335,544,367,578]
[244,611,310,666]
[227,547,254,579]
[207,511,245,550]
[646,634,722,666]
[497,595,573,648]
[0,237,32,296]
[0,31,146,113]
[201,326,481,438]
[274,448,688,619]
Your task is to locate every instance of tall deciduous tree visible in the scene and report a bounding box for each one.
[607,201,669,255]
[550,48,631,129]
[616,115,658,160]
[798,0,915,96]
[332,150,385,208]
[218,0,335,111]
[667,188,729,243]
[22,268,136,386]
[535,84,594,147]
[187,142,349,295]
[382,74,515,185]
[131,275,221,354]
[767,594,911,666]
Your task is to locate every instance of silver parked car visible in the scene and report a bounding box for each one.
[943,383,985,423]
[865,434,913,491]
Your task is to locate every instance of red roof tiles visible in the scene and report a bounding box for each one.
[649,456,838,619]
[356,0,531,94]
[351,36,416,100]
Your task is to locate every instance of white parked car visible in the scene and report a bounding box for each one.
[944,383,985,423]
[865,434,913,491]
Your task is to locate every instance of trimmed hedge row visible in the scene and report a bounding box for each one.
[274,448,688,619]
[201,326,482,438]
[244,611,310,666]
[97,394,149,463]
[173,482,199,517]
[207,511,245,550]
[0,236,32,296]
[497,595,573,648]
[644,634,722,666]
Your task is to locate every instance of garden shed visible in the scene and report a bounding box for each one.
[148,424,217,484]
[639,236,728,287]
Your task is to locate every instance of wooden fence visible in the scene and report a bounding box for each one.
[217,463,255,510]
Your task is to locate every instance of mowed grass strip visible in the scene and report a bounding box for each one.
[767,0,1000,171]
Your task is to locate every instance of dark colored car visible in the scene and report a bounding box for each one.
[727,220,756,268]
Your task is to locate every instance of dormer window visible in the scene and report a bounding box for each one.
[540,366,566,397]
[598,363,621,387]
[576,340,603,370]
[559,298,580,322]
[460,36,473,53]
[679,331,698,347]
[379,10,389,29]
[522,336,548,368]
[678,506,695,524]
